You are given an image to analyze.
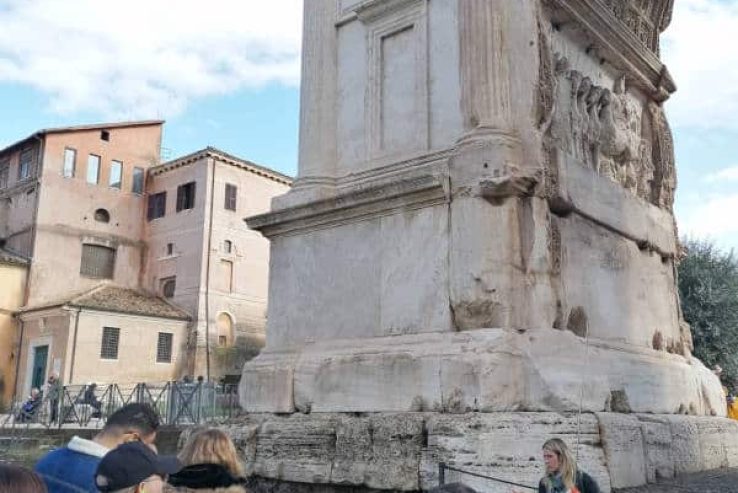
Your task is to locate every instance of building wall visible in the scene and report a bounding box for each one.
[0,140,42,256]
[145,155,289,378]
[68,311,188,385]
[15,309,71,399]
[0,262,27,407]
[26,124,162,305]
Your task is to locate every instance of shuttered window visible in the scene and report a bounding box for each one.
[147,192,166,220]
[176,182,196,212]
[100,327,120,360]
[80,244,116,278]
[157,332,173,363]
[0,158,8,189]
[19,148,34,180]
[224,183,237,211]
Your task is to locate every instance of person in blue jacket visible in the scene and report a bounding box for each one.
[35,403,160,493]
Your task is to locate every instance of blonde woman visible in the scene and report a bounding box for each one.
[534,438,600,493]
[166,429,247,493]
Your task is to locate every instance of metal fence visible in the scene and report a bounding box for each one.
[1,381,240,431]
[438,462,538,491]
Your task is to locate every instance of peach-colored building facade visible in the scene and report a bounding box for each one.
[0,122,290,401]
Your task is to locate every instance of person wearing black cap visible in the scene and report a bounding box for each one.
[95,441,182,493]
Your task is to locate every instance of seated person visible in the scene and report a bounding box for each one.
[17,388,43,422]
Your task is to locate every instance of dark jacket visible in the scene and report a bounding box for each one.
[166,463,248,493]
[538,470,601,493]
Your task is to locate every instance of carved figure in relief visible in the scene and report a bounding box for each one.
[648,101,676,208]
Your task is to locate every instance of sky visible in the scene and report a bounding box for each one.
[0,0,736,252]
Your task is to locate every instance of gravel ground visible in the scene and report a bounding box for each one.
[617,469,738,493]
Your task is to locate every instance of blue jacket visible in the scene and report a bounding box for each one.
[35,437,109,493]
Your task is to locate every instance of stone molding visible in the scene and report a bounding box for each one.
[247,173,447,238]
[548,0,676,101]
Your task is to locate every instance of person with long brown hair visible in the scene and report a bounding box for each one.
[534,438,600,493]
[166,428,247,493]
[0,464,47,493]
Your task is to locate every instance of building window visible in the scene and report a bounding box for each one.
[161,277,176,298]
[63,148,76,178]
[219,260,233,293]
[18,148,33,180]
[147,192,166,220]
[156,332,173,363]
[100,327,120,360]
[94,208,110,223]
[166,243,174,256]
[101,130,110,141]
[87,154,101,184]
[0,158,8,189]
[80,244,116,278]
[224,183,237,211]
[176,182,196,212]
[132,167,145,194]
[216,312,234,347]
[223,240,232,254]
[109,160,123,189]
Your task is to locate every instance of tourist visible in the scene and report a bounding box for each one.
[80,382,103,418]
[515,438,601,493]
[35,403,160,493]
[166,428,248,492]
[46,373,61,424]
[95,441,182,493]
[0,464,47,493]
[17,387,43,422]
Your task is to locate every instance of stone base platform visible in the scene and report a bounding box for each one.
[218,412,738,492]
[241,329,723,416]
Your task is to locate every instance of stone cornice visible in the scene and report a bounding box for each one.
[246,174,447,238]
[549,0,676,101]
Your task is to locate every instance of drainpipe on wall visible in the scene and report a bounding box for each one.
[12,317,25,401]
[67,307,81,384]
[22,134,44,306]
[203,157,216,381]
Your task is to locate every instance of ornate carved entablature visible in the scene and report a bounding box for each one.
[601,0,674,54]
[546,0,676,102]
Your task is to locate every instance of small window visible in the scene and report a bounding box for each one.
[63,148,76,178]
[147,192,167,220]
[161,277,176,298]
[224,183,237,211]
[156,332,173,363]
[0,158,8,189]
[218,335,228,347]
[109,160,122,189]
[94,208,110,223]
[166,243,174,256]
[101,130,110,141]
[18,148,33,180]
[176,182,196,212]
[132,167,145,194]
[100,327,120,360]
[87,155,101,184]
[80,244,116,278]
[223,240,232,254]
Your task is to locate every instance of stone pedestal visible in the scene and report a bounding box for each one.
[240,0,723,490]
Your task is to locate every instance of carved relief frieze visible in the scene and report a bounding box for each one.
[543,52,675,210]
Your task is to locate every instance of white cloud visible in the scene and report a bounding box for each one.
[0,0,303,118]
[705,165,738,183]
[678,193,738,242]
[662,0,738,130]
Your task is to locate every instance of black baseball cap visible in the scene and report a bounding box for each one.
[95,441,182,492]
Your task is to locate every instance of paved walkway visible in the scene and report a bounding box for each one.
[618,469,738,492]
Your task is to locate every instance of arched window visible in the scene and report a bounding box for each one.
[216,312,234,347]
[94,208,110,223]
[223,240,233,254]
[161,277,176,298]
